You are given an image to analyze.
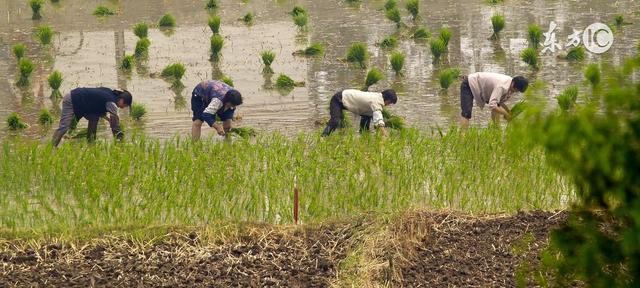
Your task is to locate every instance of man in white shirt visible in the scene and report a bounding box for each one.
[460,72,529,128]
[322,89,398,136]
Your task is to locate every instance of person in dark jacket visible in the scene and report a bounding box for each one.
[52,87,132,147]
[191,80,243,140]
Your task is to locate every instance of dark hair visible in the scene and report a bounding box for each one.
[223,90,243,106]
[512,76,529,92]
[114,89,133,106]
[381,89,398,104]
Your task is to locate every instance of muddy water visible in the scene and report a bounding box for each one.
[0,0,638,140]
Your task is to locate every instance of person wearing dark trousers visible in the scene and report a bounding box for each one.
[52,87,132,147]
[191,80,243,140]
[459,72,529,128]
[322,89,398,136]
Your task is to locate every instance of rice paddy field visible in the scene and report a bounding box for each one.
[0,0,638,286]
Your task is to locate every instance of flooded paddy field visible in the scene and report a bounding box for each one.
[1,0,638,139]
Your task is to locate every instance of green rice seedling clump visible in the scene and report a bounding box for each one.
[205,0,218,10]
[243,12,253,25]
[556,85,578,111]
[12,44,26,60]
[30,0,44,19]
[161,63,186,81]
[406,0,419,20]
[38,109,53,125]
[158,13,176,28]
[229,127,256,138]
[346,42,369,68]
[6,112,28,130]
[293,13,308,28]
[275,74,296,88]
[384,0,397,10]
[487,0,504,4]
[17,58,34,86]
[414,27,430,39]
[48,70,63,97]
[520,47,538,68]
[565,46,585,61]
[386,8,402,27]
[614,14,624,26]
[130,103,147,120]
[379,36,398,49]
[133,22,149,38]
[390,52,405,75]
[364,67,384,90]
[430,38,446,63]
[303,43,324,56]
[208,16,221,34]
[36,25,54,45]
[135,38,151,57]
[120,55,135,71]
[584,63,600,87]
[491,15,505,39]
[528,24,542,48]
[382,109,404,130]
[291,6,307,17]
[439,27,452,47]
[210,34,224,60]
[509,101,529,118]
[439,68,461,89]
[260,51,275,67]
[93,6,115,16]
[221,75,234,87]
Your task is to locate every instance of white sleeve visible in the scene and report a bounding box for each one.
[372,110,385,127]
[203,98,223,115]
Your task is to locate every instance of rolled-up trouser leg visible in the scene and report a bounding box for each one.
[86,114,100,143]
[322,91,344,136]
[52,93,75,147]
[460,77,474,119]
[359,115,372,133]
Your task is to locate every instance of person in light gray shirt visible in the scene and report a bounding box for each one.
[459,72,529,128]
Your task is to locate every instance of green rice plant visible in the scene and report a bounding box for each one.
[364,67,384,90]
[413,27,430,39]
[520,47,538,68]
[36,25,54,45]
[130,103,147,120]
[38,109,53,126]
[491,14,505,39]
[584,63,600,87]
[389,51,405,75]
[208,15,221,34]
[229,127,256,138]
[242,12,253,25]
[564,46,585,61]
[221,75,234,87]
[6,112,28,130]
[382,109,404,130]
[133,22,149,38]
[438,68,461,90]
[134,38,151,57]
[487,0,504,4]
[345,0,361,4]
[379,36,398,49]
[47,70,63,98]
[527,24,542,49]
[120,54,135,71]
[17,58,34,87]
[158,13,176,28]
[509,101,529,118]
[406,0,419,20]
[386,8,402,28]
[205,0,218,10]
[302,43,324,56]
[439,27,452,47]
[30,0,44,19]
[291,6,307,17]
[384,0,397,10]
[93,6,115,16]
[275,74,296,88]
[429,38,446,63]
[293,13,308,28]
[161,63,186,86]
[210,34,224,60]
[556,85,578,111]
[346,42,369,68]
[614,14,624,27]
[12,44,26,60]
[260,50,275,67]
